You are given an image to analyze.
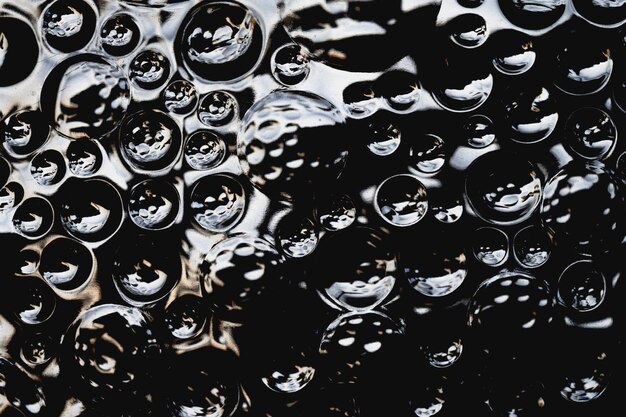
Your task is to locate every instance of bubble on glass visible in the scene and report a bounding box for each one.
[472,227,509,267]
[408,134,446,175]
[557,260,606,312]
[316,194,357,231]
[129,179,180,230]
[41,0,97,53]
[129,49,171,90]
[66,139,102,176]
[491,30,536,75]
[271,43,311,86]
[99,13,141,57]
[39,236,93,291]
[190,173,246,233]
[0,16,39,87]
[449,14,488,49]
[30,149,66,186]
[465,151,542,225]
[513,225,551,268]
[12,197,55,239]
[497,0,566,30]
[374,174,428,227]
[163,80,198,115]
[198,90,237,127]
[564,107,617,160]
[184,130,226,170]
[503,86,558,144]
[463,114,496,148]
[277,214,319,258]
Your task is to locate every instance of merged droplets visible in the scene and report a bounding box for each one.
[513,225,551,268]
[472,227,509,267]
[198,90,237,127]
[313,227,397,311]
[129,179,180,230]
[316,194,356,231]
[184,130,226,170]
[129,50,171,90]
[448,14,488,49]
[497,0,566,30]
[503,86,559,144]
[99,13,141,57]
[39,236,93,291]
[463,114,496,148]
[0,16,39,87]
[66,139,102,176]
[271,43,311,86]
[2,110,50,157]
[163,80,198,115]
[465,151,542,225]
[178,0,264,82]
[374,174,428,227]
[12,197,55,239]
[564,107,617,160]
[276,214,319,258]
[190,174,246,233]
[119,109,182,173]
[41,0,97,53]
[557,260,606,312]
[408,134,446,175]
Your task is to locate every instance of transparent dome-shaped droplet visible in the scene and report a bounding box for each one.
[2,110,50,156]
[163,80,198,115]
[112,238,181,307]
[472,227,509,267]
[408,134,446,174]
[497,0,566,30]
[164,294,207,340]
[421,337,463,368]
[59,178,124,243]
[184,130,226,170]
[503,86,559,144]
[343,81,379,119]
[41,0,96,53]
[365,115,401,156]
[465,151,542,225]
[319,311,403,384]
[42,55,131,140]
[375,70,421,112]
[401,238,467,297]
[119,109,182,172]
[12,197,54,239]
[554,38,613,96]
[0,182,23,214]
[572,0,626,27]
[178,0,264,82]
[564,107,617,160]
[20,333,57,367]
[557,260,605,312]
[513,225,551,268]
[432,59,493,113]
[271,43,311,86]
[237,90,348,201]
[13,276,57,325]
[463,114,496,148]
[316,194,357,231]
[30,150,66,186]
[129,49,170,90]
[129,179,180,230]
[491,30,536,75]
[0,16,39,87]
[277,214,318,258]
[99,13,141,56]
[190,173,246,233]
[314,227,396,311]
[449,14,488,49]
[39,236,93,291]
[201,234,283,323]
[66,139,102,176]
[374,174,428,227]
[540,162,622,255]
[198,90,237,127]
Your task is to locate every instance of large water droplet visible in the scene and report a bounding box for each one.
[497,0,566,30]
[316,193,357,231]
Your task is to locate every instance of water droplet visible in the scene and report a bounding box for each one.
[463,114,496,148]
[491,30,536,76]
[375,70,421,112]
[449,14,488,49]
[12,197,54,239]
[112,237,181,307]
[421,338,463,368]
[99,13,141,57]
[458,0,484,7]
[178,0,264,82]
[0,357,47,415]
[2,110,50,156]
[497,0,566,30]
[20,333,57,367]
[41,0,97,52]
[364,114,401,156]
[557,260,605,312]
[39,236,93,291]
[271,43,311,86]
[374,174,428,227]
[42,55,131,140]
[316,194,357,231]
[472,227,509,267]
[0,16,39,87]
[503,86,559,144]
[513,225,551,268]
[429,189,463,224]
[129,179,180,230]
[198,90,237,127]
[66,139,102,176]
[277,214,319,258]
[0,182,24,214]
[572,0,626,27]
[190,173,246,233]
[237,90,348,201]
[129,49,171,90]
[13,276,57,325]
[30,149,66,186]
[408,134,446,175]
[59,178,124,243]
[15,248,39,275]
[465,151,542,225]
[564,107,617,160]
[164,294,207,340]
[432,58,493,113]
[554,35,613,96]
[184,130,226,170]
[343,81,379,119]
[540,162,622,255]
[119,109,182,173]
[163,80,198,115]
